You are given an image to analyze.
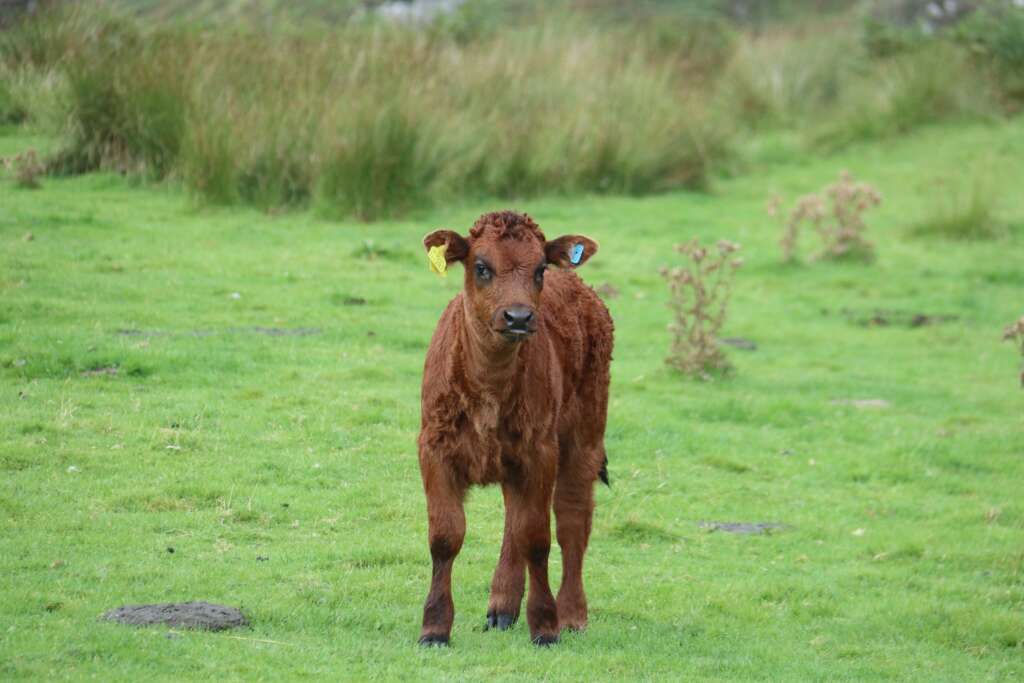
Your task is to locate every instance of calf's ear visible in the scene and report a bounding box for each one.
[423,230,470,264]
[545,235,598,268]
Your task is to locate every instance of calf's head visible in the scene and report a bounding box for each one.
[424,211,597,344]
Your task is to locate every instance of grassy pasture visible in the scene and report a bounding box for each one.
[2,114,1023,680]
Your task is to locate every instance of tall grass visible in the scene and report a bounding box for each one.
[715,20,861,130]
[5,9,728,219]
[713,18,1001,149]
[809,43,998,150]
[53,22,190,177]
[911,173,1005,241]
[3,3,1019,219]
[0,78,27,124]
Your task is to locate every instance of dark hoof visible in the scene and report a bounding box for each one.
[532,634,559,647]
[418,634,450,647]
[484,610,517,631]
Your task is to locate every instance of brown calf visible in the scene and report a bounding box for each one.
[417,211,613,646]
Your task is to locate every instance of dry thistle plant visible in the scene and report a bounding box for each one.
[1003,316,1024,387]
[769,171,882,262]
[660,239,743,380]
[6,149,44,189]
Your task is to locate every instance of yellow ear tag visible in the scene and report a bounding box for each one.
[428,244,448,277]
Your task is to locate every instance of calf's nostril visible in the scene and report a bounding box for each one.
[502,307,534,330]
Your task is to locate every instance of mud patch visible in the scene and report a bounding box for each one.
[81,365,118,377]
[101,602,248,631]
[836,308,959,328]
[595,282,620,299]
[719,337,757,351]
[699,521,787,535]
[350,240,413,262]
[117,327,321,338]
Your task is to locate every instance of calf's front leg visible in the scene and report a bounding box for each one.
[485,484,526,631]
[419,464,466,647]
[505,469,560,645]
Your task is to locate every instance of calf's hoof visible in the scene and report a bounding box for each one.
[484,610,518,631]
[418,633,450,647]
[531,633,560,647]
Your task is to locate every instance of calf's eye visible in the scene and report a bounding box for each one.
[475,262,491,280]
[534,266,546,286]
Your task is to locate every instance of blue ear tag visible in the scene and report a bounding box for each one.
[570,243,584,265]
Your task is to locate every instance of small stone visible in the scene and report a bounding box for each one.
[852,528,866,537]
[698,521,787,535]
[229,292,241,300]
[66,466,80,474]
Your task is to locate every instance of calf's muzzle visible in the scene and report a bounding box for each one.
[495,305,537,340]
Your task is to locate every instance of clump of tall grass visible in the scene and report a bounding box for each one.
[911,174,1004,240]
[809,42,998,150]
[715,21,861,130]
[660,238,743,380]
[10,9,728,219]
[0,83,25,125]
[7,3,1014,218]
[51,21,190,178]
[714,13,998,147]
[954,2,1024,108]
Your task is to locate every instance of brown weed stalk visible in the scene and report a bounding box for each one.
[770,171,882,262]
[5,148,42,188]
[1003,316,1024,387]
[660,239,743,379]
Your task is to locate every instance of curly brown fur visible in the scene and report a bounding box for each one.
[470,210,547,243]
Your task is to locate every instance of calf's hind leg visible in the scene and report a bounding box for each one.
[554,446,601,631]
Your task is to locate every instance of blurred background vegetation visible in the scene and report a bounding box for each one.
[1,0,1022,219]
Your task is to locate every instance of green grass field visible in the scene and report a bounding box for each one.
[2,117,1023,681]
